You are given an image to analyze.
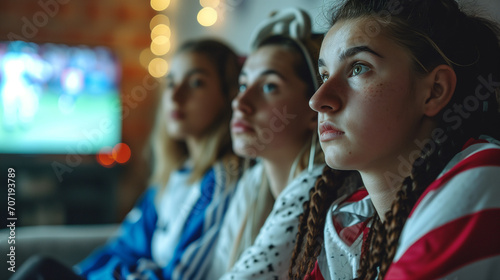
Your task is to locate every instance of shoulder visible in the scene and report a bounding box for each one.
[389,136,500,279]
[202,157,244,192]
[409,136,500,223]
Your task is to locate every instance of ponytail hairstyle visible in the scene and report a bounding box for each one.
[309,0,500,279]
[249,8,325,177]
[227,8,327,268]
[255,34,325,176]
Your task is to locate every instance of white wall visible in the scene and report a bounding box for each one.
[166,0,329,55]
[166,0,500,56]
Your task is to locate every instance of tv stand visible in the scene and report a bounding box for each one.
[0,154,119,228]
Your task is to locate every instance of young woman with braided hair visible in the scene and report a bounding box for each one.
[290,0,500,279]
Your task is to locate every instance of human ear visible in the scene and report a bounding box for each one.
[423,65,457,117]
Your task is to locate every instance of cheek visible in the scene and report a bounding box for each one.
[351,82,414,145]
[257,102,305,139]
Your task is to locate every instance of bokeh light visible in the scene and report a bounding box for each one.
[151,0,170,11]
[151,24,171,40]
[148,58,169,78]
[197,7,218,27]
[139,48,154,69]
[150,14,170,30]
[200,0,220,8]
[150,36,171,56]
[97,147,115,167]
[112,143,131,164]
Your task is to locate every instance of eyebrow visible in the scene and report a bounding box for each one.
[318,45,383,68]
[340,46,383,60]
[240,69,287,81]
[166,68,209,80]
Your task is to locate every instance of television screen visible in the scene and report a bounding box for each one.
[0,41,121,154]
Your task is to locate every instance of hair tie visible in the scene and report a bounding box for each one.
[249,8,312,50]
[249,8,319,90]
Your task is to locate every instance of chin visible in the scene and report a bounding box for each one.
[324,149,350,170]
[326,158,342,169]
[166,129,186,140]
[233,142,260,159]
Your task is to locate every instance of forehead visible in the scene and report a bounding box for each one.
[320,17,407,64]
[169,51,216,76]
[243,45,298,76]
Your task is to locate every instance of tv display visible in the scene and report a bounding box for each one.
[0,41,121,154]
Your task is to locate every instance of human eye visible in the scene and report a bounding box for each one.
[189,78,204,88]
[319,72,329,84]
[238,83,247,93]
[165,79,175,90]
[350,63,370,77]
[263,83,277,94]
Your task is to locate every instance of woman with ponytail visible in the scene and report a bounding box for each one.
[207,8,343,280]
[292,0,500,279]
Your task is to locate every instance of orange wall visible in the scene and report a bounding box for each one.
[0,0,159,220]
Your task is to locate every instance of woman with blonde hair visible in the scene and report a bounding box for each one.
[12,38,243,280]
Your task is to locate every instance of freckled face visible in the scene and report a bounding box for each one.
[309,18,427,172]
[162,52,226,140]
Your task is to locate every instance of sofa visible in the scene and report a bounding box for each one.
[0,224,119,279]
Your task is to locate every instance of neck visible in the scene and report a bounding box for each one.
[262,141,308,198]
[361,172,400,221]
[360,123,439,220]
[186,136,203,163]
[262,159,294,198]
[359,155,410,221]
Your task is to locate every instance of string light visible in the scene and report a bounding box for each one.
[197,7,218,26]
[151,24,171,40]
[151,36,171,56]
[151,0,170,11]
[139,48,154,69]
[148,58,169,78]
[150,14,170,30]
[200,0,220,8]
[148,1,172,78]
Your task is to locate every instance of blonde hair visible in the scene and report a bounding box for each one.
[149,39,241,189]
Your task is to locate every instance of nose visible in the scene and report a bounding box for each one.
[309,79,342,113]
[232,87,254,115]
[171,84,184,103]
[164,82,184,105]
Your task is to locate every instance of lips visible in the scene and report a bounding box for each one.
[319,122,344,141]
[170,110,184,120]
[231,118,254,133]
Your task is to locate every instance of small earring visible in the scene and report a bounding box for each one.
[308,132,317,173]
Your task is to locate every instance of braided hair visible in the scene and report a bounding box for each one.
[291,0,500,279]
[319,0,500,279]
[289,167,361,279]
